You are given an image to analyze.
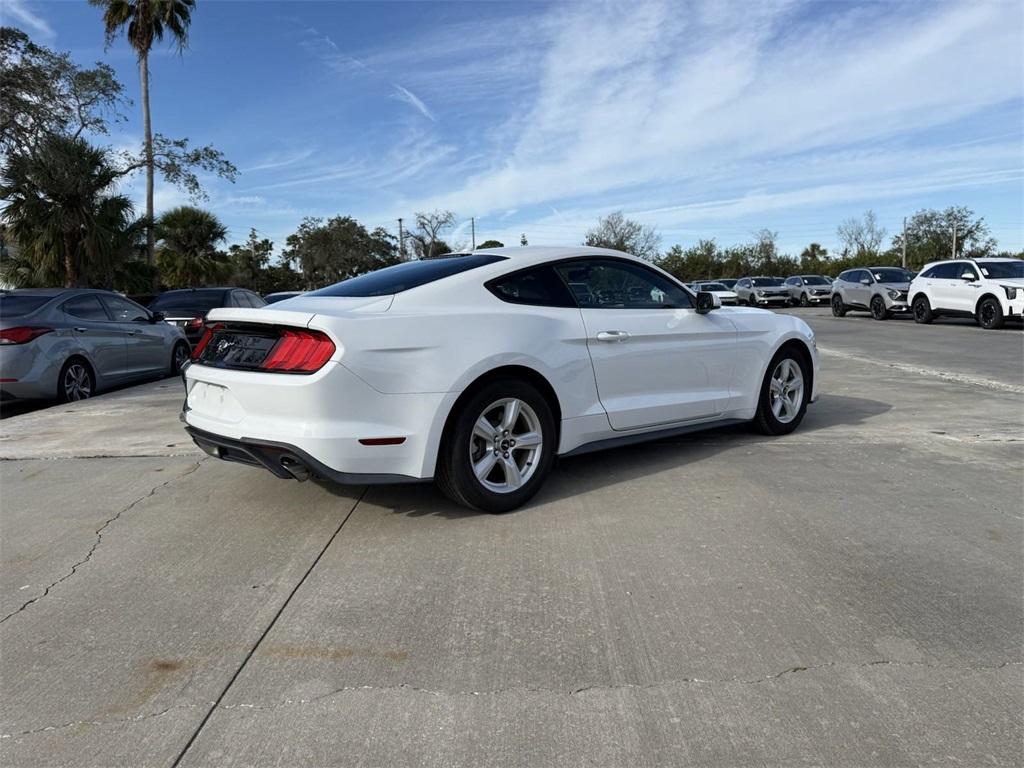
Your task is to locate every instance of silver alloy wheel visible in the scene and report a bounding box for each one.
[469,397,544,494]
[769,358,803,424]
[63,363,92,401]
[173,343,189,371]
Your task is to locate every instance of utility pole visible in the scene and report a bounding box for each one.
[901,216,907,269]
[397,218,405,260]
[471,217,476,250]
[952,222,957,259]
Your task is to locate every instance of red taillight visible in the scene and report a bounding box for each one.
[0,326,54,345]
[191,322,223,359]
[260,329,335,373]
[186,315,205,330]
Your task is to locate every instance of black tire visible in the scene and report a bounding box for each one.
[435,378,556,513]
[870,295,891,320]
[831,294,847,317]
[912,295,934,324]
[753,347,809,436]
[799,292,810,307]
[57,357,95,403]
[170,341,190,376]
[976,297,1005,330]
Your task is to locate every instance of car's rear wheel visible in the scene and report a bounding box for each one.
[870,296,891,320]
[58,358,94,403]
[977,297,1005,330]
[170,341,190,376]
[831,294,847,317]
[753,349,809,436]
[912,295,934,324]
[436,379,556,513]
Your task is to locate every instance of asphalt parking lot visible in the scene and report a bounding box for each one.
[1,307,1021,767]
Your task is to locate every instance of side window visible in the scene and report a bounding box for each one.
[487,266,576,308]
[853,270,870,283]
[230,291,246,308]
[837,272,850,283]
[738,278,749,288]
[63,295,111,321]
[102,295,150,322]
[933,263,957,279]
[919,266,937,279]
[247,291,267,307]
[553,259,693,310]
[957,263,978,280]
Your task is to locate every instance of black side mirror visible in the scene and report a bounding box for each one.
[695,291,719,314]
[150,311,165,322]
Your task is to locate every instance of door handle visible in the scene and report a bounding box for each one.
[596,330,630,342]
[127,329,143,336]
[73,327,87,333]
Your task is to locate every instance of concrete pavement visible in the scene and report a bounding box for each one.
[1,308,1021,767]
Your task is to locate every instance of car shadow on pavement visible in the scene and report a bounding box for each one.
[372,393,892,519]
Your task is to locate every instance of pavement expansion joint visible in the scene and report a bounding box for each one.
[0,459,206,625]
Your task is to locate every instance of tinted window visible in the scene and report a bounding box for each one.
[312,254,507,298]
[63,295,110,321]
[784,278,799,286]
[837,271,851,283]
[554,259,693,309]
[802,276,830,285]
[487,266,576,308]
[977,260,1024,279]
[149,290,229,314]
[0,294,56,318]
[751,277,783,287]
[956,263,979,280]
[699,282,728,291]
[247,291,267,308]
[102,294,150,322]
[737,279,750,288]
[871,268,911,283]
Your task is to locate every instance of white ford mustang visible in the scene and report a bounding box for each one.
[182,247,819,512]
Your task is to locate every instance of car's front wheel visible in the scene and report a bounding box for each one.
[831,294,847,317]
[436,379,556,513]
[977,297,1005,330]
[753,349,809,436]
[58,357,95,403]
[912,295,934,324]
[799,292,810,307]
[870,296,891,320]
[170,341,190,376]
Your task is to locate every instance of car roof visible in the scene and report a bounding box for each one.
[466,245,646,266]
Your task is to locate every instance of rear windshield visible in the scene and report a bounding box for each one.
[310,254,507,298]
[0,294,56,318]
[149,290,229,314]
[751,277,783,287]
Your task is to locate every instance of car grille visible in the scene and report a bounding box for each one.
[811,289,830,295]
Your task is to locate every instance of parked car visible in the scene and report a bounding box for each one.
[0,288,189,402]
[264,291,304,305]
[783,275,833,306]
[716,278,738,290]
[908,258,1024,329]
[148,287,266,346]
[182,247,819,513]
[693,281,739,305]
[734,277,790,307]
[831,267,913,320]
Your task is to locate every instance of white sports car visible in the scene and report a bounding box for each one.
[182,247,819,512]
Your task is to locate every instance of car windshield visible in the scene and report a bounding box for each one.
[871,268,911,283]
[751,278,783,287]
[0,293,57,318]
[700,283,728,291]
[977,260,1024,279]
[149,290,228,314]
[311,254,507,298]
[802,276,830,285]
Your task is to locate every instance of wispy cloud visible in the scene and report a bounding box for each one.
[390,84,435,122]
[3,0,54,39]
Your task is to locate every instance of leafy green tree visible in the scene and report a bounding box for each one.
[155,205,230,287]
[283,216,400,289]
[477,239,504,249]
[798,243,830,274]
[0,26,127,157]
[408,210,456,259]
[261,263,304,294]
[0,135,126,286]
[837,210,886,262]
[656,239,720,282]
[584,211,661,260]
[890,207,996,268]
[228,228,273,291]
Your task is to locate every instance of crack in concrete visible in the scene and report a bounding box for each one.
[0,460,206,625]
[0,702,215,741]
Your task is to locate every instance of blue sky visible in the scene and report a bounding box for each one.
[6,0,1023,257]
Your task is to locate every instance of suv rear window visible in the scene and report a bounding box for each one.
[149,290,230,314]
[311,254,507,298]
[0,294,56,318]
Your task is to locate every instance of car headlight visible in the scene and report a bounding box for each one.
[1003,285,1018,300]
[887,289,900,300]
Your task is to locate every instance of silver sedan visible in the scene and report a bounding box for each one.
[0,289,189,402]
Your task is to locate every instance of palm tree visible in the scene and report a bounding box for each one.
[155,205,228,287]
[0,135,123,287]
[90,0,195,267]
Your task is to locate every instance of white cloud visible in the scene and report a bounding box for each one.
[390,84,435,122]
[3,0,54,40]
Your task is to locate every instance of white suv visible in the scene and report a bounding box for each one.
[908,258,1024,330]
